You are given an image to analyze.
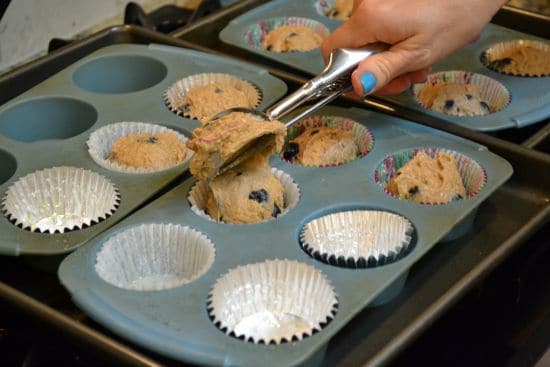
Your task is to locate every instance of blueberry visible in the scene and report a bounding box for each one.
[444,99,455,110]
[408,186,419,196]
[214,88,223,94]
[272,203,281,218]
[490,57,512,70]
[235,172,242,177]
[331,10,340,17]
[309,129,320,136]
[466,94,473,100]
[283,142,300,161]
[288,32,298,38]
[249,189,269,203]
[266,45,273,51]
[146,137,158,144]
[479,101,491,112]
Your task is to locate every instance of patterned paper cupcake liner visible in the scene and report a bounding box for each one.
[481,39,550,77]
[87,121,192,174]
[163,73,262,123]
[2,166,120,233]
[207,259,338,344]
[413,71,511,116]
[282,115,374,167]
[95,223,215,291]
[188,168,300,224]
[374,147,487,205]
[243,16,330,51]
[300,209,415,268]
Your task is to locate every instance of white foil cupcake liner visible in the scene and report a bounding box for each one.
[374,147,487,205]
[481,39,550,77]
[95,223,215,291]
[87,121,193,174]
[282,115,374,167]
[243,16,330,51]
[2,166,120,233]
[163,73,262,122]
[207,259,338,344]
[300,210,415,268]
[413,71,511,116]
[188,168,300,224]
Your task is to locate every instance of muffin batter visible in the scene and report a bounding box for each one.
[386,151,467,204]
[418,83,492,116]
[205,153,284,224]
[486,43,550,76]
[182,81,259,123]
[283,127,358,166]
[262,25,325,52]
[108,131,187,170]
[187,112,286,181]
[326,0,354,20]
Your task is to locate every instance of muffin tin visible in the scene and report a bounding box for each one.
[219,0,550,131]
[0,43,287,256]
[59,105,512,366]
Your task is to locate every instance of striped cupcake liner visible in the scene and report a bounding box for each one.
[282,115,374,167]
[374,147,487,205]
[480,39,550,77]
[413,71,511,116]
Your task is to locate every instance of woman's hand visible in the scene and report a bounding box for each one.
[321,0,507,96]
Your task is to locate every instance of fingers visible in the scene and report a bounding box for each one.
[351,46,430,95]
[321,17,375,62]
[354,68,430,96]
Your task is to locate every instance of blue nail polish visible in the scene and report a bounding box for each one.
[359,72,377,95]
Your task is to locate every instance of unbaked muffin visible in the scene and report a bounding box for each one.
[262,25,325,52]
[418,83,492,116]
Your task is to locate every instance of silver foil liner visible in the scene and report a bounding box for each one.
[481,39,550,77]
[95,223,215,291]
[188,168,300,223]
[163,73,261,123]
[300,210,415,268]
[2,166,119,233]
[208,259,338,344]
[87,121,192,174]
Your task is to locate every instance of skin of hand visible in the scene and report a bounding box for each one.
[321,0,507,96]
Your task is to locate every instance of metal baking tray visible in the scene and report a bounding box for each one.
[218,0,550,132]
[0,42,286,256]
[58,105,512,366]
[0,25,549,367]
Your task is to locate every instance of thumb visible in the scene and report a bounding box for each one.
[351,47,429,95]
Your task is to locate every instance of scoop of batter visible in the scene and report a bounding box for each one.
[326,0,353,20]
[205,153,284,224]
[108,131,187,170]
[283,127,358,166]
[418,83,492,116]
[262,25,325,53]
[386,151,467,204]
[187,112,286,181]
[182,82,258,123]
[486,44,550,76]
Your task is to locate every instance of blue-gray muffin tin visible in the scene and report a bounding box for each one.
[0,43,287,256]
[59,105,512,366]
[219,0,550,131]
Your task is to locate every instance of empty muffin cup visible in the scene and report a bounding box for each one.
[208,259,338,344]
[282,115,374,167]
[243,17,330,52]
[188,168,300,224]
[2,166,119,233]
[95,223,215,291]
[413,71,511,116]
[87,121,192,174]
[164,73,261,123]
[374,147,487,205]
[481,39,550,77]
[300,209,415,268]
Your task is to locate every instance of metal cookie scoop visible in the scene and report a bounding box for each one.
[211,44,387,174]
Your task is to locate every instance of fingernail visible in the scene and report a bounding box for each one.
[359,72,377,95]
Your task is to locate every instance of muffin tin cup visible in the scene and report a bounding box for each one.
[87,122,193,174]
[481,39,550,77]
[2,166,120,234]
[374,147,487,205]
[283,115,374,167]
[208,259,338,344]
[163,73,262,122]
[413,71,512,117]
[243,16,330,51]
[188,168,300,223]
[300,210,415,269]
[95,223,215,291]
